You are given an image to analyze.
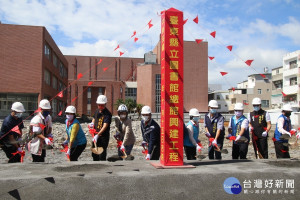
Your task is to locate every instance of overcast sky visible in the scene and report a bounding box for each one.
[0,0,299,88]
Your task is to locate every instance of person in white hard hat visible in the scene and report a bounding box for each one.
[28,99,53,162]
[204,100,225,160]
[0,102,25,163]
[63,106,87,161]
[227,103,250,159]
[184,108,201,160]
[273,104,296,158]
[248,97,271,159]
[112,104,135,160]
[140,105,160,160]
[90,95,112,161]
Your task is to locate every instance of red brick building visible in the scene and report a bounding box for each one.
[0,24,68,116]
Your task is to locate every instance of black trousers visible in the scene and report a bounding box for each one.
[208,139,224,160]
[184,146,196,160]
[92,137,109,161]
[274,141,290,158]
[252,137,268,159]
[150,145,160,160]
[1,145,21,163]
[32,149,46,162]
[70,143,86,161]
[232,142,249,159]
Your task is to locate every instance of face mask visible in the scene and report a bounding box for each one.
[142,116,149,122]
[66,115,74,121]
[120,114,127,119]
[210,109,217,114]
[15,113,22,118]
[253,106,260,112]
[235,111,243,117]
[42,111,50,117]
[285,112,291,117]
[193,116,199,122]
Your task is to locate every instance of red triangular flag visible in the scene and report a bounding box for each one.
[103,67,108,72]
[97,59,102,65]
[281,91,286,97]
[220,72,228,76]
[11,126,21,135]
[77,73,83,80]
[119,51,124,56]
[244,103,249,105]
[72,97,77,102]
[134,37,138,42]
[58,111,62,116]
[131,31,136,38]
[260,74,266,78]
[227,45,233,51]
[232,87,235,91]
[57,91,63,98]
[148,20,153,29]
[39,123,46,130]
[245,60,254,66]
[114,45,120,51]
[195,39,203,44]
[193,15,198,24]
[208,56,215,60]
[210,31,216,38]
[88,81,93,86]
[183,19,188,25]
[35,108,42,113]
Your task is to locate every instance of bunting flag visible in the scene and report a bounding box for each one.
[281,91,286,96]
[220,72,228,76]
[114,45,120,51]
[88,81,93,86]
[103,67,108,71]
[208,56,215,60]
[148,19,153,29]
[210,31,216,38]
[227,45,233,51]
[134,37,139,42]
[97,59,102,65]
[72,97,78,102]
[131,31,136,38]
[183,19,188,25]
[119,51,124,56]
[77,73,83,80]
[11,125,21,135]
[58,111,63,116]
[245,59,254,66]
[260,74,266,78]
[244,102,249,105]
[195,39,203,44]
[57,91,63,98]
[193,15,198,24]
[39,123,46,130]
[232,87,235,91]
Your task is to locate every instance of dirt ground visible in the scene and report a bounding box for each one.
[0,119,299,164]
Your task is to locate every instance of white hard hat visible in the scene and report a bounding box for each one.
[282,104,293,112]
[118,104,128,112]
[252,97,261,105]
[141,106,151,114]
[234,103,244,110]
[65,106,76,114]
[39,99,51,109]
[96,95,107,104]
[189,108,200,117]
[11,102,25,112]
[208,100,218,108]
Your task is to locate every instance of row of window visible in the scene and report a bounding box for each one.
[44,43,67,78]
[44,69,67,94]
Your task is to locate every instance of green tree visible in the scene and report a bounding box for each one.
[124,98,136,113]
[114,98,125,110]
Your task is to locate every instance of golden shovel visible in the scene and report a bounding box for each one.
[91,141,104,155]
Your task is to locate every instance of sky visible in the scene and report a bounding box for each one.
[0,0,299,89]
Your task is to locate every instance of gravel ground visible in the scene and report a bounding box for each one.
[0,119,299,164]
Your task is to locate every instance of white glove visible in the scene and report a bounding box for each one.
[93,134,99,142]
[296,133,300,139]
[212,139,217,145]
[235,135,241,142]
[66,148,71,156]
[17,147,22,152]
[88,123,94,129]
[262,131,268,137]
[205,132,211,137]
[44,138,52,145]
[196,144,202,152]
[120,145,125,151]
[146,154,151,160]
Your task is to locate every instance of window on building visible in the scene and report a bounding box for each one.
[289,60,297,69]
[218,104,221,109]
[266,89,270,92]
[52,76,57,90]
[273,80,282,89]
[216,95,220,100]
[53,53,58,68]
[58,81,63,92]
[99,88,104,95]
[155,74,161,113]
[44,70,51,85]
[225,95,229,100]
[290,77,297,86]
[59,62,64,77]
[257,89,262,94]
[63,67,68,78]
[261,100,269,108]
[276,69,279,74]
[44,43,51,60]
[231,98,236,104]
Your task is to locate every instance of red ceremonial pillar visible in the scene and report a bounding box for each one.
[160,8,184,166]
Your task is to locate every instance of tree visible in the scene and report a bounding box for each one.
[114,98,125,110]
